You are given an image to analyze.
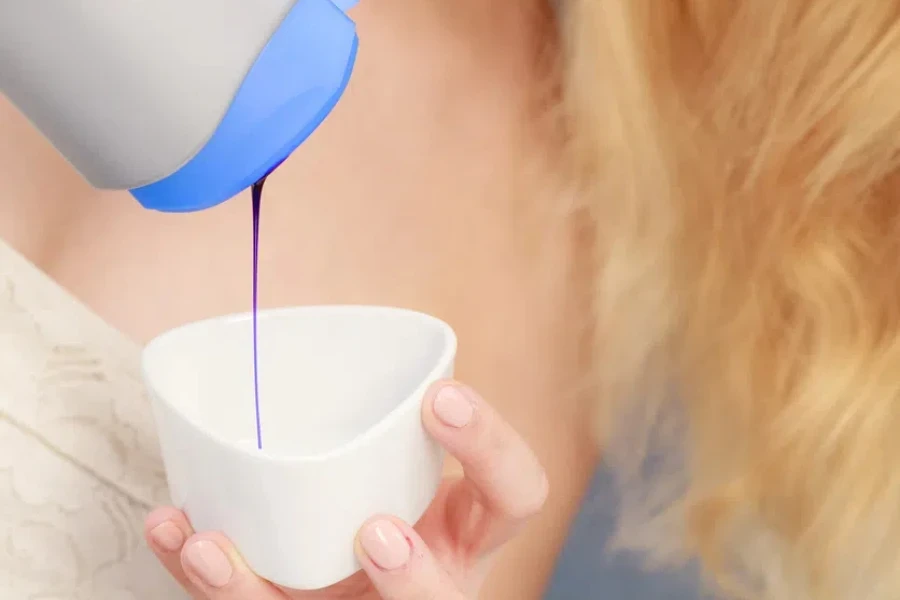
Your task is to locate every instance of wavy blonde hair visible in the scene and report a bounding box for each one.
[560,1,900,598]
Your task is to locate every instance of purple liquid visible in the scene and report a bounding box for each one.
[251,177,266,450]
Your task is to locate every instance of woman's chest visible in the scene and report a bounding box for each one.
[10,2,559,347]
[40,106,560,349]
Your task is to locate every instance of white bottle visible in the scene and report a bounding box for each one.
[0,0,360,211]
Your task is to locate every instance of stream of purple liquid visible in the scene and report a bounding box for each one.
[251,177,266,450]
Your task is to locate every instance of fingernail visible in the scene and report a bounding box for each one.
[149,522,184,552]
[359,520,411,570]
[184,540,233,588]
[433,385,473,428]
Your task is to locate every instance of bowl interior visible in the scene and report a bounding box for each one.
[142,306,455,458]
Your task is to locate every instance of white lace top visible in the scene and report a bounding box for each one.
[0,241,186,599]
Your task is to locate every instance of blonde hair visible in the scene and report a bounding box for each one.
[560,1,900,598]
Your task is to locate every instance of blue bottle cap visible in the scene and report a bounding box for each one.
[131,0,359,212]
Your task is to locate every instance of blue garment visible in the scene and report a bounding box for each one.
[545,465,705,599]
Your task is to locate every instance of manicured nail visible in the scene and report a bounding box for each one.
[359,520,411,570]
[433,385,473,428]
[184,540,233,588]
[149,522,185,553]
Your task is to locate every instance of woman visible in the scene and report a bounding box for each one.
[1,1,593,599]
[2,0,894,599]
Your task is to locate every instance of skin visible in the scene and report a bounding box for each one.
[0,0,598,597]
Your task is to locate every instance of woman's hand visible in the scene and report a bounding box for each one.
[144,380,549,599]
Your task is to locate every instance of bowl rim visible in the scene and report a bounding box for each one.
[141,304,457,464]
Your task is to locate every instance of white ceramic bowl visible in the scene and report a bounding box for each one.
[142,305,456,590]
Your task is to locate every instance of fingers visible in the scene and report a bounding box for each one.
[179,532,286,599]
[145,507,201,598]
[145,508,285,599]
[355,516,465,600]
[422,381,549,551]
